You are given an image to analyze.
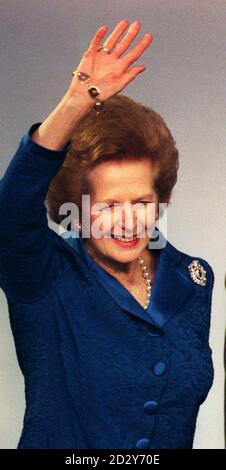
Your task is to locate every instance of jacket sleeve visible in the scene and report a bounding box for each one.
[0,122,71,303]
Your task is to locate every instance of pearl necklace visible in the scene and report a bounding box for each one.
[138,254,152,310]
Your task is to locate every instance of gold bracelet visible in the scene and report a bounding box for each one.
[72,69,104,114]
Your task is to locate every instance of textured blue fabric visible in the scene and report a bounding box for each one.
[0,124,215,449]
[62,233,160,323]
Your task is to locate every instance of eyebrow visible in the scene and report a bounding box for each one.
[101,194,155,204]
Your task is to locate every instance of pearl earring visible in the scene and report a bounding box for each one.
[75,222,82,232]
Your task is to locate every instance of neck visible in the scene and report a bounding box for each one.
[84,242,156,285]
[99,257,140,284]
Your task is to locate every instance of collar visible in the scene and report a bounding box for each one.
[61,231,196,329]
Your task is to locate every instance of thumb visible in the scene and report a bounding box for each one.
[120,66,146,88]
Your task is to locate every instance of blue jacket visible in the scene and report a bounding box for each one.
[0,124,214,449]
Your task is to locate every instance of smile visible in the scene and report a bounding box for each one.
[111,232,144,240]
[112,236,135,242]
[111,235,140,248]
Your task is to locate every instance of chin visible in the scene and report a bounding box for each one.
[107,236,146,261]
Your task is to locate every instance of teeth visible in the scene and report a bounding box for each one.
[114,236,136,242]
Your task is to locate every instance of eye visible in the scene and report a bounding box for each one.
[106,203,122,209]
[100,204,115,211]
[136,201,153,205]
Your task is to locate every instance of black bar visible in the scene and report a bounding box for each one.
[0,449,225,467]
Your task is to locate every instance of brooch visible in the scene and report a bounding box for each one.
[188,260,207,286]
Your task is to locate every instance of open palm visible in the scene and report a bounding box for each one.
[69,20,153,102]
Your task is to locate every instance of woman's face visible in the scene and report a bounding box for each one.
[83,157,159,266]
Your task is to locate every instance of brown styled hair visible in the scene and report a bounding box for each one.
[45,94,179,224]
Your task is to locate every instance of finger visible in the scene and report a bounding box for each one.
[122,33,153,68]
[86,25,109,53]
[113,21,142,57]
[102,19,129,50]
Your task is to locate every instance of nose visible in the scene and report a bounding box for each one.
[121,202,137,235]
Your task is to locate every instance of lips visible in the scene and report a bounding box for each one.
[111,236,140,248]
[111,233,144,241]
[111,235,136,242]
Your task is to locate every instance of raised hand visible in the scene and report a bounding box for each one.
[68,20,153,102]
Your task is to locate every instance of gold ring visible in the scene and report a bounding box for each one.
[98,45,111,53]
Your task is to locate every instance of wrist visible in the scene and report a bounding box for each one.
[62,88,95,116]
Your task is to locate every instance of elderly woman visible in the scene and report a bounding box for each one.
[0,20,214,449]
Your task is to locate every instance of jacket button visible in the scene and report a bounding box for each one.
[152,360,166,376]
[135,438,150,449]
[144,400,158,414]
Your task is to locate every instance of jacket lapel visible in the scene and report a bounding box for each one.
[61,231,196,330]
[147,241,196,328]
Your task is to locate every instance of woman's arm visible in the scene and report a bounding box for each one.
[31,92,93,151]
[31,20,152,150]
[0,20,153,303]
[0,124,73,303]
